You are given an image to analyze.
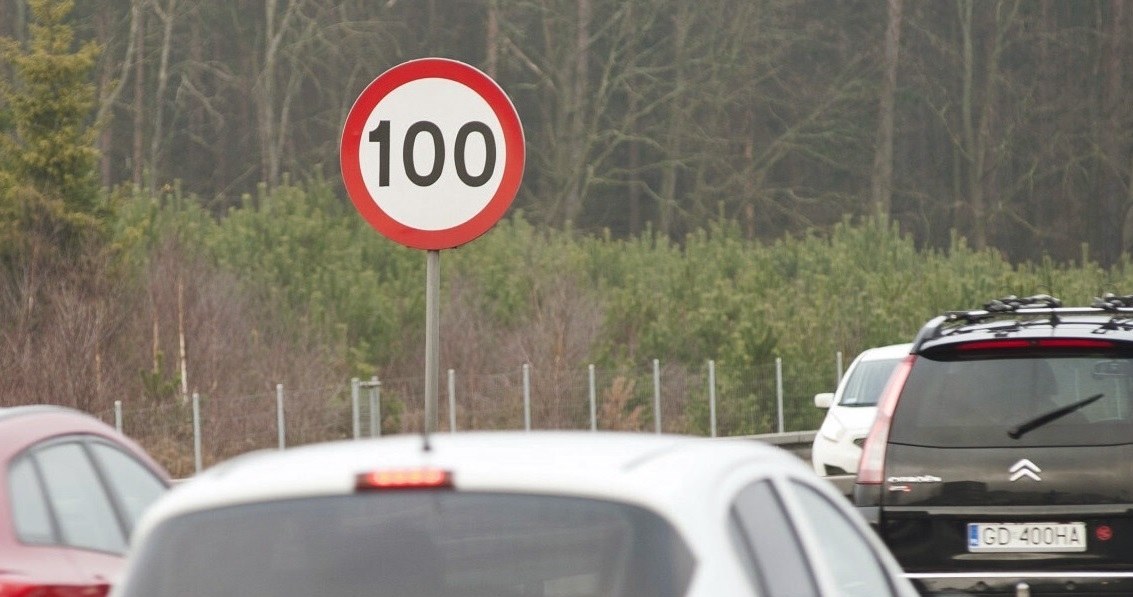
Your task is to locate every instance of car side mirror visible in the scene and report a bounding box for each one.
[814,392,834,408]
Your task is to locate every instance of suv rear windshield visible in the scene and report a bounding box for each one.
[120,492,695,597]
[889,352,1133,447]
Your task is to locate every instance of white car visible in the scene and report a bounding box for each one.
[812,343,912,476]
[111,431,917,597]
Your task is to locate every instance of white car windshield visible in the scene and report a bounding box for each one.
[840,358,903,406]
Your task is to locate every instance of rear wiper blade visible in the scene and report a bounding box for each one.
[1007,393,1104,439]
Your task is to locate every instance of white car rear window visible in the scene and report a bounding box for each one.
[120,492,695,597]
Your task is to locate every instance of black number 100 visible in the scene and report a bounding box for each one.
[368,120,496,188]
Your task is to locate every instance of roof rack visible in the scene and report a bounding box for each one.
[913,293,1133,347]
[984,294,1062,311]
[1092,293,1133,311]
[941,294,1064,325]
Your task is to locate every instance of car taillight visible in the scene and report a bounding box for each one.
[856,355,915,486]
[355,468,453,491]
[0,581,108,597]
[957,338,1116,351]
[0,583,31,597]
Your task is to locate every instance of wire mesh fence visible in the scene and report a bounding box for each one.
[88,355,843,478]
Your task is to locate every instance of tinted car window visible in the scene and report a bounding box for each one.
[730,480,818,597]
[890,354,1133,447]
[36,442,128,553]
[89,442,166,529]
[8,456,55,545]
[789,481,894,597]
[119,492,695,597]
[840,358,902,406]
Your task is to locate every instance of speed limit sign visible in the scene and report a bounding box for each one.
[340,58,525,250]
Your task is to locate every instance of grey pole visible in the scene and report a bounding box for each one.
[369,376,381,437]
[425,250,440,436]
[192,392,202,474]
[653,359,662,433]
[588,364,597,431]
[447,369,457,432]
[836,351,844,383]
[351,377,361,440]
[776,357,785,433]
[114,400,123,434]
[276,384,285,450]
[708,360,717,438]
[523,363,531,431]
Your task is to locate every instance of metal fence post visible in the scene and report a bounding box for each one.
[276,384,285,450]
[523,363,531,431]
[708,360,717,438]
[588,364,597,431]
[776,357,785,433]
[447,369,456,432]
[114,400,123,434]
[351,377,360,440]
[192,392,202,474]
[836,350,844,383]
[653,359,662,434]
[369,376,381,438]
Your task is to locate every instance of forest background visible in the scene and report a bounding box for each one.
[1,0,1132,475]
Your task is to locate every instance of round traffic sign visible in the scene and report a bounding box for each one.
[340,58,525,250]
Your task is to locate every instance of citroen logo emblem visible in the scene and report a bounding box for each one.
[1009,459,1042,482]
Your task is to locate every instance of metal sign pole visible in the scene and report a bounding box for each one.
[424,250,440,436]
[340,60,523,445]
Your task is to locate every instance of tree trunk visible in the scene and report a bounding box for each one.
[563,0,591,226]
[257,0,305,190]
[132,3,145,187]
[871,0,902,223]
[149,0,176,191]
[97,0,143,189]
[485,0,499,79]
[1101,0,1128,261]
[660,6,690,237]
[958,0,983,248]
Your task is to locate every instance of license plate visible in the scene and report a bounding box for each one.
[967,522,1087,553]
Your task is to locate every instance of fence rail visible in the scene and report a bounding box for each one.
[90,354,845,478]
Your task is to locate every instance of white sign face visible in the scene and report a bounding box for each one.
[356,78,505,231]
[340,58,525,250]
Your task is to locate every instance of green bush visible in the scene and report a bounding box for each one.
[111,180,1133,434]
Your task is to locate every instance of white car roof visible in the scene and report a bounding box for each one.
[136,432,816,541]
[855,342,913,362]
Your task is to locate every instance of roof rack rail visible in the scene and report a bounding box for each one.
[983,294,1062,312]
[1092,293,1133,311]
[939,295,1063,325]
[913,293,1133,348]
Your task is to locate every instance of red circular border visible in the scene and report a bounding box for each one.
[340,58,525,250]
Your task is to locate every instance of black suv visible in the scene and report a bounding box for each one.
[854,295,1133,596]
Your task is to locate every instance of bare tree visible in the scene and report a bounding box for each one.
[872,0,903,223]
[132,1,145,187]
[1100,0,1132,259]
[255,0,304,189]
[147,0,178,190]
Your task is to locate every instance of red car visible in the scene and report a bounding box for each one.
[0,405,171,597]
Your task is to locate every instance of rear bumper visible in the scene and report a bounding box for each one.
[907,571,1133,596]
